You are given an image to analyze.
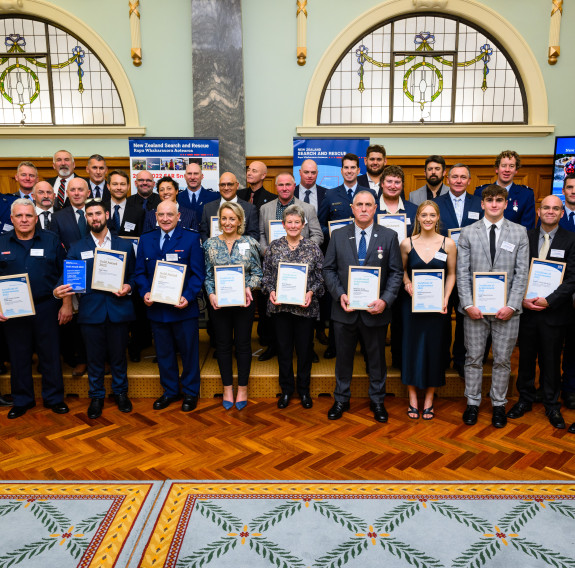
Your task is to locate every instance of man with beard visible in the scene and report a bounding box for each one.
[54,199,135,419]
[46,150,77,210]
[357,145,387,193]
[127,170,161,212]
[32,181,55,230]
[409,155,450,205]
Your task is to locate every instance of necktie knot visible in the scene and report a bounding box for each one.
[489,223,497,263]
[161,233,171,253]
[77,208,87,237]
[347,189,354,202]
[358,229,367,265]
[304,189,311,203]
[93,186,101,199]
[539,232,551,259]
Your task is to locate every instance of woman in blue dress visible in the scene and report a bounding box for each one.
[400,200,457,420]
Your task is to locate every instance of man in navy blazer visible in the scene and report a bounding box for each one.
[176,162,220,220]
[82,154,111,203]
[436,164,484,376]
[106,170,146,238]
[294,159,328,216]
[356,144,387,193]
[50,177,91,251]
[54,200,136,419]
[135,200,205,413]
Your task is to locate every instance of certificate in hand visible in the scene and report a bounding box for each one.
[473,272,507,314]
[0,273,35,318]
[378,214,407,243]
[269,220,287,243]
[347,266,381,310]
[91,249,127,293]
[525,258,566,299]
[276,262,308,306]
[150,260,187,305]
[214,265,246,307]
[448,228,462,247]
[64,259,87,293]
[412,269,444,313]
[328,218,353,236]
[210,216,222,238]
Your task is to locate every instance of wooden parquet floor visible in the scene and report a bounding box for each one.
[1,395,575,482]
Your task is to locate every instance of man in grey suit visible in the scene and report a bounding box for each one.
[323,189,403,423]
[409,155,449,206]
[457,184,529,428]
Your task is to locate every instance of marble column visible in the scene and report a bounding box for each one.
[191,0,246,185]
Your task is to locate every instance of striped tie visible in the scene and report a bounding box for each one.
[58,179,66,207]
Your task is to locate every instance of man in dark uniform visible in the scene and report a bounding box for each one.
[128,170,161,212]
[0,199,72,418]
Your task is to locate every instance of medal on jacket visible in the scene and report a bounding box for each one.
[513,200,518,212]
[378,246,383,259]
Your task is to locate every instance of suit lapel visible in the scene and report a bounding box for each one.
[493,221,510,265]
[346,224,359,263]
[475,221,491,263]
[365,225,380,263]
[443,196,457,228]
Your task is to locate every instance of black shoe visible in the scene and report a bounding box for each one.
[569,422,575,434]
[462,404,479,425]
[0,393,13,406]
[563,392,575,410]
[547,409,566,429]
[153,394,182,410]
[323,347,336,359]
[312,351,319,364]
[43,401,69,414]
[492,406,507,428]
[506,401,532,419]
[316,328,328,345]
[87,398,104,419]
[300,393,313,409]
[534,388,544,404]
[327,401,349,420]
[7,401,35,419]
[453,364,465,378]
[258,347,276,362]
[181,395,198,412]
[277,394,291,409]
[370,402,388,423]
[115,393,132,413]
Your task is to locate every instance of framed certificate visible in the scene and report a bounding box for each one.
[328,218,353,236]
[378,214,407,243]
[473,272,507,314]
[347,266,381,310]
[412,269,444,313]
[91,249,127,293]
[119,236,139,255]
[276,262,308,306]
[525,258,566,299]
[269,220,287,243]
[150,260,187,305]
[210,216,222,238]
[214,265,246,307]
[64,259,87,293]
[448,228,462,246]
[0,273,35,318]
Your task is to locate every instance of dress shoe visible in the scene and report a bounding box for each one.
[258,347,276,362]
[277,394,291,409]
[0,393,13,406]
[563,392,575,410]
[323,347,336,359]
[43,401,69,414]
[7,401,35,419]
[462,404,479,425]
[235,400,247,411]
[453,364,465,378]
[153,394,182,410]
[547,409,566,429]
[312,351,319,364]
[316,328,329,345]
[300,393,313,409]
[568,422,575,434]
[181,395,198,412]
[492,406,507,428]
[370,402,388,423]
[506,401,532,419]
[87,398,104,419]
[222,399,234,410]
[327,401,350,420]
[72,363,87,377]
[115,393,132,413]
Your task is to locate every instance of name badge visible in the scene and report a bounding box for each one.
[551,248,565,258]
[3,224,13,231]
[166,253,179,262]
[434,251,447,262]
[81,250,94,260]
[501,241,515,253]
[124,222,136,232]
[406,218,411,225]
[238,242,249,256]
[30,248,44,257]
[468,212,479,220]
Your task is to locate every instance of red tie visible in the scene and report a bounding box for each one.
[58,179,66,207]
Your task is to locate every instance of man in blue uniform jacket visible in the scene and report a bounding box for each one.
[176,162,220,220]
[55,199,136,419]
[135,200,205,412]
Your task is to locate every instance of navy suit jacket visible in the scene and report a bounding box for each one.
[135,225,204,323]
[50,205,82,251]
[81,178,111,203]
[176,187,220,219]
[199,197,259,242]
[0,193,15,232]
[475,182,535,230]
[559,208,575,232]
[62,234,136,324]
[436,191,484,236]
[294,184,328,213]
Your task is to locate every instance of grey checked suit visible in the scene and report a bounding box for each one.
[457,218,529,406]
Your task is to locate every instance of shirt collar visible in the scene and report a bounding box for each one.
[220,196,238,205]
[354,221,374,238]
[35,206,53,215]
[482,216,504,230]
[540,226,559,239]
[162,228,176,239]
[91,229,112,249]
[380,197,405,213]
[344,183,358,193]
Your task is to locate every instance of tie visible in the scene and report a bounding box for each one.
[93,185,101,199]
[161,233,171,253]
[57,179,66,207]
[455,198,463,226]
[539,233,551,259]
[142,197,148,211]
[42,211,51,230]
[570,211,575,229]
[191,192,197,207]
[358,230,367,265]
[249,191,254,204]
[77,209,87,237]
[347,189,354,202]
[489,224,497,263]
[113,204,121,230]
[304,190,311,204]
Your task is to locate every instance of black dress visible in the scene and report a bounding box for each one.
[401,238,448,389]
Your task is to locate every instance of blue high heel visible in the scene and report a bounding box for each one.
[222,399,234,410]
[235,400,247,411]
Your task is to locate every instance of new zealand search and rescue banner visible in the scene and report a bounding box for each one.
[128,138,220,193]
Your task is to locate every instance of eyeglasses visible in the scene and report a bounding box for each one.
[218,183,236,188]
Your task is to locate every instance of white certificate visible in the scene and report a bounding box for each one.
[378,214,407,243]
[91,249,127,293]
[269,220,287,243]
[150,260,186,305]
[0,274,35,318]
[276,262,308,305]
[347,266,381,310]
[210,216,222,238]
[525,258,566,299]
[328,218,353,236]
[214,265,246,307]
[448,228,462,247]
[412,269,444,313]
[473,272,507,314]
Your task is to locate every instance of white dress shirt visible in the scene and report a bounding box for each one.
[299,185,318,212]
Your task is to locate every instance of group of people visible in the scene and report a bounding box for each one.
[0,147,574,434]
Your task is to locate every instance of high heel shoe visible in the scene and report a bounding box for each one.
[235,400,247,410]
[222,399,234,410]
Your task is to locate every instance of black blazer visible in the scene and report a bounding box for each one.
[126,192,161,212]
[199,198,259,242]
[50,205,83,251]
[237,187,276,210]
[81,178,111,202]
[109,200,146,237]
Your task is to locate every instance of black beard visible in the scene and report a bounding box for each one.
[89,223,106,234]
[426,174,442,186]
[366,165,385,177]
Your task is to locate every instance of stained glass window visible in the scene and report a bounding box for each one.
[0,16,125,126]
[319,14,526,125]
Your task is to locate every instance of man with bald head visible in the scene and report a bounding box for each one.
[46,150,77,210]
[237,161,275,210]
[177,162,219,219]
[50,177,91,251]
[32,181,55,230]
[295,159,328,215]
[127,170,161,212]
[507,195,575,430]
